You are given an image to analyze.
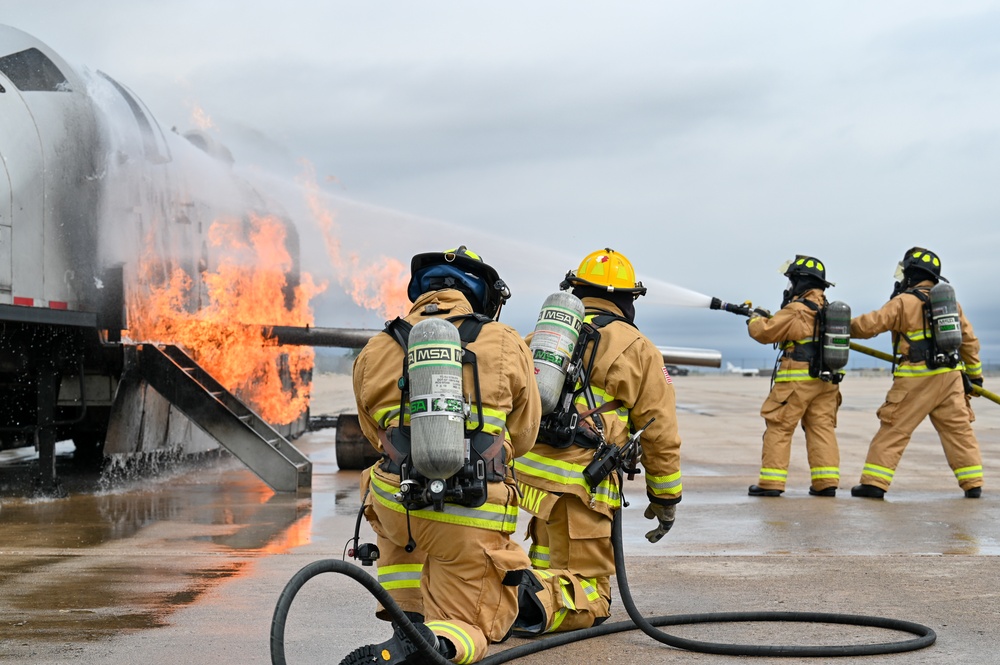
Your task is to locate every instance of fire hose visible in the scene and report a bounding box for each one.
[711,296,999,405]
[270,505,936,663]
[269,298,939,662]
[849,341,1000,405]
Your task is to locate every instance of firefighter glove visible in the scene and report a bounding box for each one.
[751,307,771,319]
[643,503,676,543]
[962,373,982,395]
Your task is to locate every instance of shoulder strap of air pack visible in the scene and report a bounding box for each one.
[447,312,492,345]
[783,298,822,365]
[382,312,493,435]
[536,309,631,449]
[587,309,638,331]
[899,287,933,363]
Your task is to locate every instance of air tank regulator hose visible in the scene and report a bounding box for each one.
[270,509,935,664]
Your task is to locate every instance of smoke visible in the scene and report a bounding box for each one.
[80,64,716,344]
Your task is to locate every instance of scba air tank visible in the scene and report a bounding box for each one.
[530,292,585,414]
[929,282,962,354]
[407,318,466,480]
[822,301,851,370]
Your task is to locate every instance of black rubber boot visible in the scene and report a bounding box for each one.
[851,484,886,499]
[748,485,783,497]
[339,621,449,665]
[808,486,837,497]
[965,487,983,499]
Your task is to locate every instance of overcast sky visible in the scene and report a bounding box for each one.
[4,1,1000,369]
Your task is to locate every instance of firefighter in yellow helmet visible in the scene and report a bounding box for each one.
[850,248,984,499]
[344,246,541,664]
[745,255,843,497]
[512,248,683,635]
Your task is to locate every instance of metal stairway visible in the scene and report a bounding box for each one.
[137,344,311,492]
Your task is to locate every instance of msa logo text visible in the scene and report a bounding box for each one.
[408,346,462,365]
[539,308,583,331]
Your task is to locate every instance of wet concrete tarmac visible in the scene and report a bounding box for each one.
[1,374,999,663]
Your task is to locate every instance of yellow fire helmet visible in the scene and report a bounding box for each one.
[560,248,647,298]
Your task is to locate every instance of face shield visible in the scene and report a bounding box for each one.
[893,262,905,281]
[778,259,793,276]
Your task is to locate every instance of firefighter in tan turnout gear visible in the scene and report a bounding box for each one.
[746,256,844,497]
[512,248,682,635]
[345,246,541,665]
[850,247,984,500]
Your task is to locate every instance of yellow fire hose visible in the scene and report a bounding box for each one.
[849,342,1000,406]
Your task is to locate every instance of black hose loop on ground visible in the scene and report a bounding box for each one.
[271,512,935,664]
[609,509,936,657]
[269,558,452,665]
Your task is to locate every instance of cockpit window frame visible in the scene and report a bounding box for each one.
[0,47,69,92]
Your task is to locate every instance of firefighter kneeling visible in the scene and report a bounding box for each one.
[513,248,683,635]
[345,246,541,665]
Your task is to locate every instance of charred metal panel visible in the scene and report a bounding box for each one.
[103,363,146,456]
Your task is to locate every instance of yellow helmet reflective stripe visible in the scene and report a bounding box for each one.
[577,249,635,289]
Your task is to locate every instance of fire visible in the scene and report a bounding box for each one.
[298,160,411,319]
[188,102,215,131]
[127,214,323,425]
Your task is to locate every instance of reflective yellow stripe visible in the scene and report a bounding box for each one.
[955,465,983,481]
[863,463,894,481]
[759,468,787,482]
[513,452,621,508]
[572,386,629,425]
[775,368,816,382]
[559,578,576,610]
[528,544,550,569]
[781,337,815,349]
[893,363,961,378]
[373,405,403,428]
[377,564,422,590]
[538,571,570,633]
[581,577,600,602]
[810,467,840,480]
[426,621,475,665]
[965,362,983,376]
[548,608,568,632]
[645,469,682,497]
[370,471,519,532]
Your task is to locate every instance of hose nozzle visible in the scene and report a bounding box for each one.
[710,297,753,317]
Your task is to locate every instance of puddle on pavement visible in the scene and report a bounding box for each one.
[0,441,320,644]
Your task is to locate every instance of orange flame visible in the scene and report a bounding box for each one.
[127,214,323,425]
[298,160,411,319]
[188,102,215,131]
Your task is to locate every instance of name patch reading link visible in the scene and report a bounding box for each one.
[408,345,463,366]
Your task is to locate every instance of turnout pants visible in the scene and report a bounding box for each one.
[758,379,841,491]
[860,371,984,492]
[362,471,530,664]
[521,493,613,633]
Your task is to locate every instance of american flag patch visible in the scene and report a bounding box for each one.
[662,366,673,384]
